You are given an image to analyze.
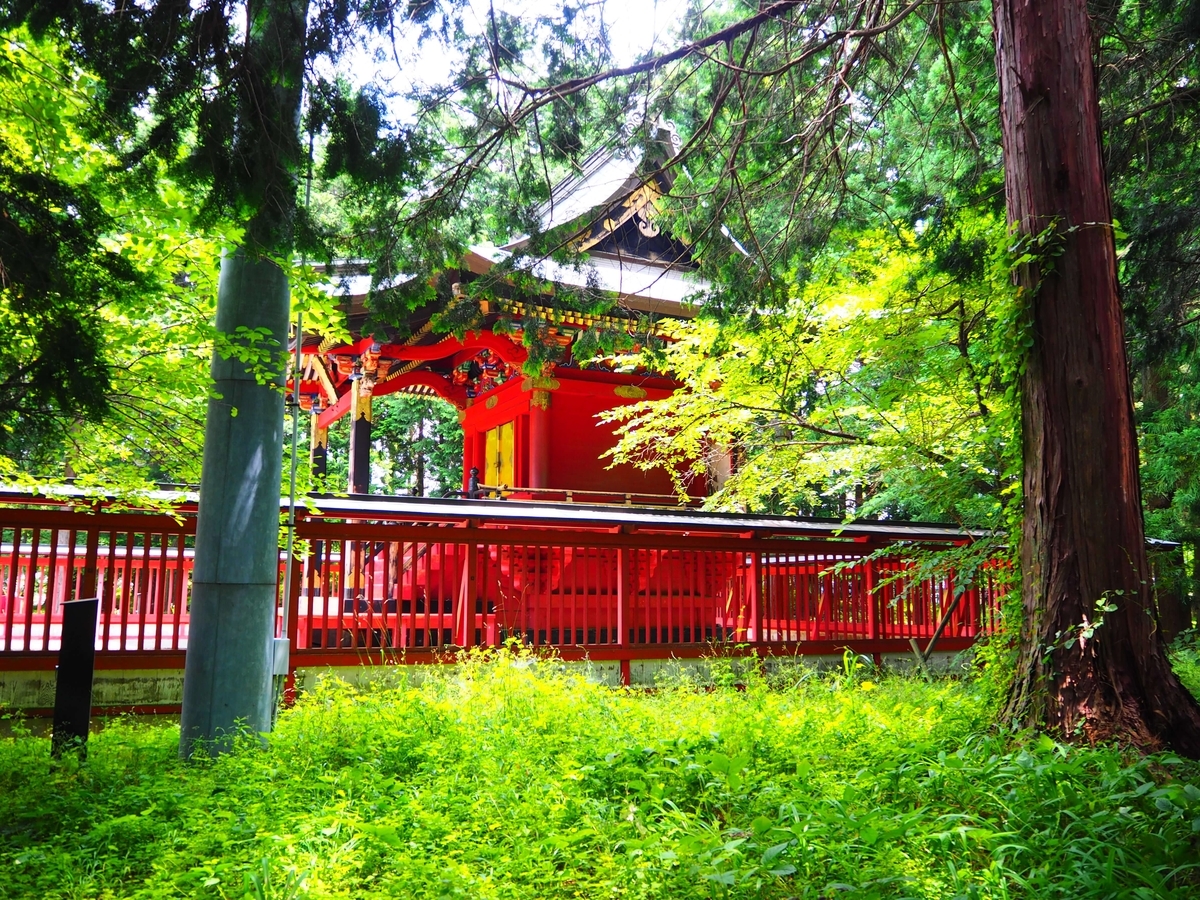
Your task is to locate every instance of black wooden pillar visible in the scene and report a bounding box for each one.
[310,410,328,483]
[51,597,99,757]
[308,409,328,579]
[348,385,371,494]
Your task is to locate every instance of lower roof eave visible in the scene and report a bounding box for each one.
[300,493,991,543]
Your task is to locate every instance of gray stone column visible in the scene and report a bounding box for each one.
[180,250,289,756]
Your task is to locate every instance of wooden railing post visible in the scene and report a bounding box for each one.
[748,551,762,644]
[616,546,631,685]
[81,525,99,602]
[944,571,956,636]
[965,579,980,636]
[616,547,628,649]
[456,542,477,647]
[865,557,878,640]
[283,553,301,705]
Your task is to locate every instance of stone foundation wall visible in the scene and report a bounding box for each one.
[1,669,185,712]
[1,650,968,712]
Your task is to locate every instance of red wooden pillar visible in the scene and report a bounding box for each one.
[864,557,883,667]
[515,413,528,488]
[455,542,477,647]
[306,413,328,617]
[284,554,301,705]
[618,542,630,692]
[345,387,371,616]
[748,550,762,643]
[529,392,550,489]
[617,546,629,684]
[865,558,878,639]
[81,524,99,601]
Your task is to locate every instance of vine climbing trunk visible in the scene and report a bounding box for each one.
[994,0,1200,754]
[181,0,308,756]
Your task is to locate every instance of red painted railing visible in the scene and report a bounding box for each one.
[0,494,1007,679]
[0,509,197,658]
[285,534,1004,667]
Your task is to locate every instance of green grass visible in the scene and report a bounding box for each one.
[2,651,1200,900]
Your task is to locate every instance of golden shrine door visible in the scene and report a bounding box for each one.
[484,421,515,488]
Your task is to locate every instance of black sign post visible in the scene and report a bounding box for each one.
[51,597,100,758]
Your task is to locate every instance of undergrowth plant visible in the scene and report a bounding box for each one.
[1,649,1199,899]
[1171,631,1200,700]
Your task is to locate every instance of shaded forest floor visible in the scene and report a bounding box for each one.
[2,645,1200,900]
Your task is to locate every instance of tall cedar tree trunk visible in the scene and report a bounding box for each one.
[994,0,1200,754]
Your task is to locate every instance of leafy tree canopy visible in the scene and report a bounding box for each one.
[0,0,1198,539]
[606,212,1017,524]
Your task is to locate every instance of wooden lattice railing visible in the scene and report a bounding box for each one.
[0,493,1008,679]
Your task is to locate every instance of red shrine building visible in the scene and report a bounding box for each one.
[0,126,1004,701]
[293,125,710,501]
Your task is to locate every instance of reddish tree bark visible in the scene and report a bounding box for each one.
[994,0,1200,754]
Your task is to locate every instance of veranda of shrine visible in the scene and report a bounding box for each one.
[0,129,1009,713]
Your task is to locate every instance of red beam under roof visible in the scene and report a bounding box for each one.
[372,371,469,407]
[379,332,528,365]
[317,371,468,428]
[316,390,352,428]
[320,331,528,366]
[300,494,988,544]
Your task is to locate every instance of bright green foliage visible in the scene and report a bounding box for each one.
[367,396,463,496]
[1101,3,1200,578]
[0,5,429,487]
[0,32,226,484]
[1102,1,1200,372]
[0,29,354,488]
[0,32,141,451]
[3,655,1200,899]
[1139,359,1200,543]
[637,1,1002,319]
[605,218,1017,527]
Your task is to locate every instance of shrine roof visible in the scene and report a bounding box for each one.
[294,124,710,416]
[301,494,989,544]
[464,243,704,317]
[513,119,684,243]
[525,145,645,237]
[0,486,1180,552]
[314,120,707,335]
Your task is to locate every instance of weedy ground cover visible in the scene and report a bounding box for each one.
[2,647,1200,900]
[1173,633,1200,700]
